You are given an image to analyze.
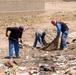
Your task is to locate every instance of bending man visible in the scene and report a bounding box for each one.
[51,20,69,50]
[33,30,46,48]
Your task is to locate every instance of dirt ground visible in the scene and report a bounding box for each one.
[0,2,76,75]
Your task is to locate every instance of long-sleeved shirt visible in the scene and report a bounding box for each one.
[36,30,46,44]
[37,30,46,37]
[56,23,61,36]
[7,27,23,41]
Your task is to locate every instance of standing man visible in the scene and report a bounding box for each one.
[51,20,69,50]
[6,26,24,59]
[33,30,46,48]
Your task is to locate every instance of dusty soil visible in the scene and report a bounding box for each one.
[0,2,76,75]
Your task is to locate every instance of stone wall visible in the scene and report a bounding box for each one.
[0,0,45,18]
[0,0,75,14]
[0,0,75,18]
[0,0,45,13]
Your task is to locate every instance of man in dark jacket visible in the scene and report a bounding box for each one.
[51,20,69,50]
[6,26,24,59]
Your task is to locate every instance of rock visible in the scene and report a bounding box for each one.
[70,70,76,75]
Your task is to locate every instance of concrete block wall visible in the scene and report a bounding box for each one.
[0,0,45,13]
[0,0,45,18]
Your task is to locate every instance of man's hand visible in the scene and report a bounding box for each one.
[6,34,8,37]
[41,44,44,48]
[20,39,23,43]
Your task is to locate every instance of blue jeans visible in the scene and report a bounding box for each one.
[33,32,46,47]
[60,30,69,49]
[9,39,19,58]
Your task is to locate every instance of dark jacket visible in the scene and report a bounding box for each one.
[7,27,23,41]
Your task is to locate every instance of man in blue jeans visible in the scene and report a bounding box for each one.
[51,20,69,50]
[33,30,46,48]
[6,26,24,59]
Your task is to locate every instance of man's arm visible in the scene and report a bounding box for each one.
[6,27,13,37]
[56,23,61,37]
[39,37,44,48]
[6,28,9,37]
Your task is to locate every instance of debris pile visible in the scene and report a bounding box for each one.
[0,49,76,75]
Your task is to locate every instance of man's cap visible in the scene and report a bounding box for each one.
[19,26,24,31]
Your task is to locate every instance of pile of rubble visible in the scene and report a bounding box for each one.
[0,49,76,75]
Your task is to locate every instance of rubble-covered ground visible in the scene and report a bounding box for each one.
[0,2,76,75]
